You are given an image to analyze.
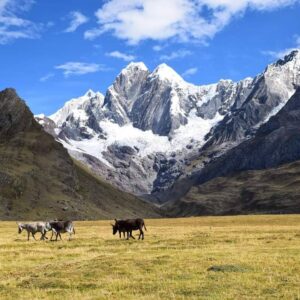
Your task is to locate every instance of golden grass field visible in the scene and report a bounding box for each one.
[0,215,300,299]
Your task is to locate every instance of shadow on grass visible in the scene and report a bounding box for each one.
[207,264,251,273]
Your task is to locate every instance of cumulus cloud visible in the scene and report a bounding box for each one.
[262,35,300,59]
[160,49,192,61]
[64,11,89,33]
[0,0,41,44]
[55,62,104,77]
[106,50,136,61]
[182,67,198,77]
[84,0,299,44]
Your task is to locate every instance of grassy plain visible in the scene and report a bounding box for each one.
[0,215,300,299]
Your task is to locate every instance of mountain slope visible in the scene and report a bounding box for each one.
[0,88,160,220]
[164,160,300,216]
[162,87,300,215]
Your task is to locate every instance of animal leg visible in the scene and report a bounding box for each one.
[32,233,37,241]
[41,231,48,240]
[130,231,135,239]
[139,229,144,240]
[27,231,30,241]
[43,231,49,240]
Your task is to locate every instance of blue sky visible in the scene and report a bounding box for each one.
[0,0,300,115]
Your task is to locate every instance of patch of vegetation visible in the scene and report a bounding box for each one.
[207,264,250,273]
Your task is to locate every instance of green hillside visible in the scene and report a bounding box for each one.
[0,88,160,220]
[165,160,300,216]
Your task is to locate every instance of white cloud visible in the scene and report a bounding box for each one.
[40,73,54,82]
[64,11,89,33]
[55,62,104,77]
[0,0,41,44]
[84,28,105,40]
[160,49,192,61]
[182,67,198,77]
[153,45,164,52]
[106,50,136,61]
[46,21,55,28]
[84,0,300,44]
[262,35,300,59]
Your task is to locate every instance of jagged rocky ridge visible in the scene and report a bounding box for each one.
[36,50,300,199]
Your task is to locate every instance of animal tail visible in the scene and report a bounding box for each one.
[144,222,147,231]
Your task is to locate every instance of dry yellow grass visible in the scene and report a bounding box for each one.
[0,215,300,299]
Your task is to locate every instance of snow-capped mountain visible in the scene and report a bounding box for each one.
[49,90,105,141]
[36,50,300,198]
[204,50,300,150]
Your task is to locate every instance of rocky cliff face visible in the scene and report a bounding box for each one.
[102,62,254,137]
[49,90,105,141]
[0,89,40,139]
[36,50,300,199]
[204,50,300,149]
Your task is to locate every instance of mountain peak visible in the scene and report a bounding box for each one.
[0,88,38,140]
[152,63,184,83]
[83,89,103,99]
[0,88,17,97]
[49,90,104,126]
[84,89,95,97]
[121,62,148,74]
[275,49,300,66]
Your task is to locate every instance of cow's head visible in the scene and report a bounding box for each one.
[111,219,118,235]
[17,223,24,234]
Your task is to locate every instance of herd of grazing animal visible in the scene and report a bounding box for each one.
[17,218,147,241]
[17,220,75,241]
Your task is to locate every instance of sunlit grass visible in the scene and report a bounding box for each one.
[0,215,300,299]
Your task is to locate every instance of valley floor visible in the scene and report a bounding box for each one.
[0,215,300,299]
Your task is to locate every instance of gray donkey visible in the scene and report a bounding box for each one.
[17,222,52,241]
